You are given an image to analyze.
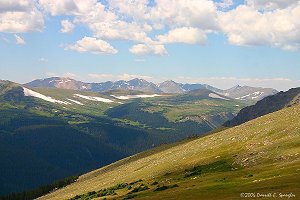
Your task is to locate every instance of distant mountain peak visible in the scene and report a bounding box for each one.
[24,77,278,102]
[25,77,90,91]
[158,80,184,93]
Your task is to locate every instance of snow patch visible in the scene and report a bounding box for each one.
[209,93,229,100]
[67,98,84,105]
[74,94,114,103]
[23,87,71,105]
[235,91,265,100]
[111,94,161,100]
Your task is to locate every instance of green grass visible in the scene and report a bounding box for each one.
[142,97,245,123]
[39,104,300,200]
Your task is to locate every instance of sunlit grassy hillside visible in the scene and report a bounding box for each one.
[39,104,300,200]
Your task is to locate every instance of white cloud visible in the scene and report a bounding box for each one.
[38,0,97,16]
[281,45,298,52]
[157,27,207,45]
[63,72,77,78]
[0,0,32,12]
[219,3,300,51]
[14,34,25,45]
[0,0,44,33]
[118,73,153,81]
[149,0,219,31]
[246,0,298,10]
[88,73,154,82]
[45,72,77,78]
[39,57,48,62]
[129,43,167,56]
[0,35,10,43]
[5,0,298,54]
[89,21,153,43]
[39,0,153,44]
[216,0,234,9]
[88,74,115,80]
[108,0,149,21]
[60,20,74,33]
[65,37,118,55]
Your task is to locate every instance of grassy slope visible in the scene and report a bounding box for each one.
[39,104,300,200]
[36,87,245,127]
[141,92,245,123]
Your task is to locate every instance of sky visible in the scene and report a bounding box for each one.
[0,0,300,91]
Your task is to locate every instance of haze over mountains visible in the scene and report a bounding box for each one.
[25,77,278,102]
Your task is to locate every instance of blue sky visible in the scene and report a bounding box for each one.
[1,0,300,90]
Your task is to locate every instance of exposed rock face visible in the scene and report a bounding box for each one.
[25,77,91,90]
[224,87,300,127]
[220,85,278,101]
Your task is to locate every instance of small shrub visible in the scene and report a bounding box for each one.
[184,160,232,178]
[154,184,178,192]
[151,181,158,185]
[123,194,137,200]
[128,185,149,194]
[129,179,143,185]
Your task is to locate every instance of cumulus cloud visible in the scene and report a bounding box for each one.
[0,0,32,12]
[108,0,150,21]
[60,20,74,33]
[65,37,118,55]
[2,0,300,54]
[14,34,26,45]
[39,0,153,44]
[246,0,298,10]
[38,0,97,16]
[157,27,207,45]
[216,0,234,9]
[129,44,167,56]
[0,0,44,33]
[219,3,300,50]
[36,0,300,53]
[150,0,219,30]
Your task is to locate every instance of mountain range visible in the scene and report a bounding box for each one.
[0,79,243,196]
[25,77,278,102]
